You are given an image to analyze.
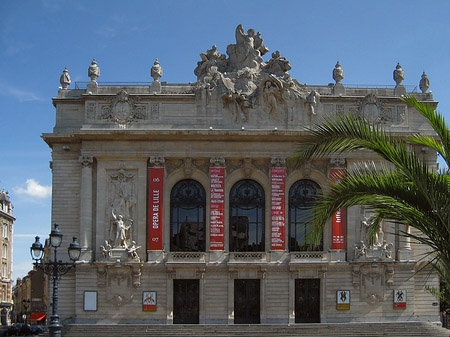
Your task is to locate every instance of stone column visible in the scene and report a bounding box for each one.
[398,224,414,261]
[167,270,175,324]
[228,270,237,324]
[79,156,93,261]
[288,271,296,324]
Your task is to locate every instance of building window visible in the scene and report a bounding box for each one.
[1,245,6,259]
[289,179,323,251]
[2,225,7,238]
[1,263,6,279]
[170,179,206,252]
[1,285,6,302]
[230,180,265,252]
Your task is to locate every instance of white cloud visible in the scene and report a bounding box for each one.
[0,82,45,102]
[14,179,51,199]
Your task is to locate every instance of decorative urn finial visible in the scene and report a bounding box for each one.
[333,61,344,84]
[59,68,71,89]
[151,59,163,82]
[393,62,404,86]
[419,71,430,93]
[88,59,100,82]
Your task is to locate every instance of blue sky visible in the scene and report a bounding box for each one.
[2,0,450,281]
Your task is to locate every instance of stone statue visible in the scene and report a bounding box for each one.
[393,63,404,86]
[354,240,367,258]
[419,71,430,93]
[264,51,291,77]
[126,241,141,260]
[151,59,163,82]
[382,241,394,259]
[306,90,319,115]
[263,78,284,117]
[88,59,100,82]
[374,224,384,247]
[111,209,132,248]
[254,31,268,56]
[100,240,112,258]
[333,61,344,84]
[226,24,263,70]
[59,68,71,89]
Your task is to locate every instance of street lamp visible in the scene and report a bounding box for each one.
[22,299,30,324]
[30,224,81,337]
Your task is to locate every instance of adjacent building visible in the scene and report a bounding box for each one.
[43,25,439,325]
[12,269,47,325]
[0,190,14,325]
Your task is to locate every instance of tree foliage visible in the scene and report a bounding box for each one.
[293,96,450,285]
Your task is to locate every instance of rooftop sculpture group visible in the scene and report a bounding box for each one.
[194,24,309,123]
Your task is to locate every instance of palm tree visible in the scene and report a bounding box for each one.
[293,96,450,285]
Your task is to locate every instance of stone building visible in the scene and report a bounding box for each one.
[0,190,14,325]
[43,25,439,325]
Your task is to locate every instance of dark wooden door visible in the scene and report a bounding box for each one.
[173,279,199,324]
[295,278,320,323]
[234,279,260,324]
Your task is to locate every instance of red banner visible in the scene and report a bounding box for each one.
[209,168,225,250]
[148,168,164,250]
[331,168,346,250]
[271,168,286,250]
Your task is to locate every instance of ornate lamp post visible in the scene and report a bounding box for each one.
[30,224,81,337]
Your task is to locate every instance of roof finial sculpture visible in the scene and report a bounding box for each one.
[59,68,71,90]
[332,61,345,95]
[393,63,404,86]
[88,59,100,83]
[419,71,430,93]
[333,61,344,84]
[393,62,406,96]
[151,59,163,82]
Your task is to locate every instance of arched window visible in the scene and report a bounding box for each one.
[170,179,206,252]
[230,180,265,252]
[289,179,322,251]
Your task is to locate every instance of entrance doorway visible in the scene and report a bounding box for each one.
[173,279,199,324]
[234,279,260,324]
[295,278,320,323]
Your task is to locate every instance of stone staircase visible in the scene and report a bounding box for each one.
[58,322,449,337]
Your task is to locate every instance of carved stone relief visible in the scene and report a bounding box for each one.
[165,158,208,177]
[359,264,386,305]
[107,165,136,249]
[149,156,165,168]
[96,262,142,307]
[356,94,406,125]
[86,102,96,121]
[99,90,147,127]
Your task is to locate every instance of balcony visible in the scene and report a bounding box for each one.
[228,252,267,264]
[166,252,206,264]
[290,251,329,264]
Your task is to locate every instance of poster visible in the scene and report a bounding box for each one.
[148,168,164,250]
[330,168,346,249]
[143,291,157,311]
[394,289,406,309]
[336,290,350,310]
[271,168,286,250]
[210,168,225,250]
